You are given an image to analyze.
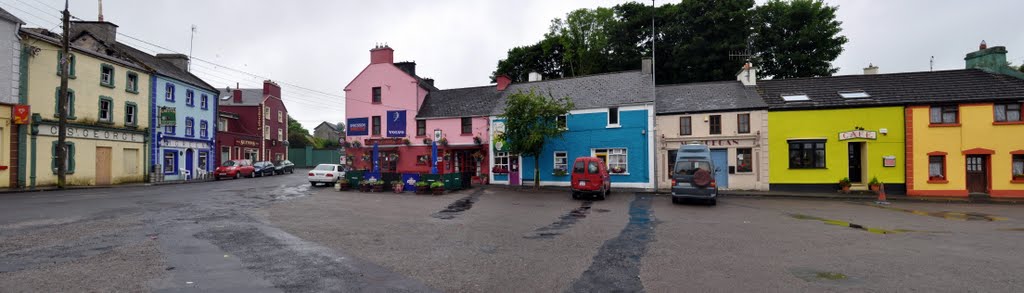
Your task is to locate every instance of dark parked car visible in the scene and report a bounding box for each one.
[253,161,276,177]
[274,160,295,174]
[671,143,718,205]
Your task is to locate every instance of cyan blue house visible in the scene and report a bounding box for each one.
[489,67,656,189]
[121,48,218,181]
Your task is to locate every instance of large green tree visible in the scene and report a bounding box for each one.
[751,0,848,79]
[497,89,574,188]
[287,115,310,148]
[658,0,754,83]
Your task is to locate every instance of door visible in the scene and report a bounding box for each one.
[848,142,863,183]
[966,155,988,193]
[710,149,729,188]
[95,147,112,185]
[510,156,520,185]
[185,149,194,180]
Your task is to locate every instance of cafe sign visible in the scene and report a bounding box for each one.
[235,139,259,147]
[40,125,144,143]
[364,138,404,145]
[838,130,877,141]
[159,107,176,126]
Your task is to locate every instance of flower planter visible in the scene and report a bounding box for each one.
[372,185,384,192]
[431,187,445,195]
[840,186,850,193]
[393,184,404,193]
[869,184,880,191]
[359,184,370,192]
[416,186,430,195]
[338,182,350,191]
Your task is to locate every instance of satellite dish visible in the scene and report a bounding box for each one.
[220,95,232,101]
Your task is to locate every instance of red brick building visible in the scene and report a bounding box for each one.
[216,80,288,163]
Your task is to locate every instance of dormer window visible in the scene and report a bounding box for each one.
[781,94,810,102]
[838,91,870,99]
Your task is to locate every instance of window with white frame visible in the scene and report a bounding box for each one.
[200,94,209,109]
[594,148,627,173]
[165,83,174,101]
[494,152,509,172]
[185,90,194,106]
[218,118,227,132]
[264,107,270,119]
[278,110,283,123]
[553,151,568,173]
[185,118,194,137]
[200,120,208,138]
[98,97,113,123]
[264,126,270,138]
[278,128,283,141]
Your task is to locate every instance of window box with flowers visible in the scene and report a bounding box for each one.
[610,166,627,174]
[553,167,568,177]
[492,166,510,174]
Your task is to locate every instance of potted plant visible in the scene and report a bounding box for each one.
[338,178,350,191]
[388,153,400,162]
[351,140,362,149]
[553,167,568,176]
[438,137,449,147]
[423,138,432,145]
[371,180,384,192]
[415,181,430,194]
[839,177,852,193]
[868,176,881,191]
[392,181,404,193]
[358,180,371,192]
[611,166,626,174]
[402,138,411,146]
[430,181,445,195]
[473,136,482,145]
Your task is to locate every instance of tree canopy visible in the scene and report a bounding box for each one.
[492,0,847,84]
[287,115,310,148]
[497,89,574,188]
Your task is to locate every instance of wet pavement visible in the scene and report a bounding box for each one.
[2,174,1024,292]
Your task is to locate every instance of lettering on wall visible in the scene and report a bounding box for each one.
[386,110,406,137]
[41,125,144,143]
[162,139,211,149]
[838,130,877,141]
[700,140,741,147]
[235,139,259,147]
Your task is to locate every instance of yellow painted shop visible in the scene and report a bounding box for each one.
[768,107,905,193]
[21,25,150,187]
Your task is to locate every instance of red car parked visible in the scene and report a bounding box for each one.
[214,159,255,180]
[571,157,611,200]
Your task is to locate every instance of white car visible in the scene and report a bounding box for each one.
[308,164,345,186]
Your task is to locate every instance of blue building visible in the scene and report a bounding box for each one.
[121,48,218,181]
[489,67,656,189]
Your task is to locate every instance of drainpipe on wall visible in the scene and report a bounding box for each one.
[29,114,39,189]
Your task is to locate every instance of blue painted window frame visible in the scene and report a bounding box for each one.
[164,123,176,135]
[185,117,195,137]
[165,83,175,102]
[185,89,195,107]
[198,151,209,171]
[200,94,209,109]
[200,120,208,138]
[163,150,178,175]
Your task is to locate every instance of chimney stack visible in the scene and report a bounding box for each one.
[156,53,190,72]
[496,75,512,91]
[263,80,281,98]
[965,42,1024,79]
[736,62,757,86]
[423,78,435,87]
[233,88,242,103]
[641,58,653,75]
[863,63,879,75]
[395,61,416,76]
[370,44,394,64]
[70,20,118,45]
[979,40,987,50]
[528,72,542,82]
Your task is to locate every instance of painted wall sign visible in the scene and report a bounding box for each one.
[159,107,176,126]
[838,130,877,141]
[882,155,896,167]
[40,125,144,143]
[347,117,368,136]
[492,121,507,152]
[235,139,259,147]
[364,138,404,145]
[13,104,30,124]
[386,110,406,137]
[162,139,211,150]
[434,129,442,142]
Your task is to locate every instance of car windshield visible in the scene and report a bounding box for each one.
[222,161,237,167]
[674,160,712,175]
[314,164,334,171]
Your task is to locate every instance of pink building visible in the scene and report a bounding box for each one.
[344,45,496,181]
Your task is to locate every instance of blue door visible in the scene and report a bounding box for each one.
[185,149,194,180]
[710,149,729,188]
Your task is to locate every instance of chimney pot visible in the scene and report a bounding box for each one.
[496,75,512,91]
[980,40,987,50]
[232,88,242,103]
[863,63,879,75]
[641,58,653,75]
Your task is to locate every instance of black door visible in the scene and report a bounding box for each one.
[848,142,862,183]
[966,155,987,193]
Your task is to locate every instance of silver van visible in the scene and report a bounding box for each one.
[671,143,718,205]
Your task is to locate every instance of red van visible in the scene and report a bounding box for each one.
[571,157,611,200]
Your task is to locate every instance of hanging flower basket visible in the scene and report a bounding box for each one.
[402,138,411,146]
[388,153,400,161]
[351,140,362,149]
[439,137,449,147]
[492,166,509,174]
[610,166,626,174]
[423,138,433,145]
[473,136,482,145]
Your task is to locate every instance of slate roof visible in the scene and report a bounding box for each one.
[490,70,654,115]
[115,43,217,93]
[218,88,265,106]
[656,81,766,114]
[21,28,148,71]
[757,69,1024,110]
[416,85,500,118]
[0,7,25,24]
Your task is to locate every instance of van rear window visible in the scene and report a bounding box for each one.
[674,160,712,175]
[573,161,585,174]
[588,162,599,174]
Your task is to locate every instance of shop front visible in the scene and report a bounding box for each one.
[30,121,148,186]
[768,107,906,194]
[157,136,214,181]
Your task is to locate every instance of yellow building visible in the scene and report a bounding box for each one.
[20,22,150,187]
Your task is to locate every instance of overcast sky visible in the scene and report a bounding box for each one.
[6,0,1023,132]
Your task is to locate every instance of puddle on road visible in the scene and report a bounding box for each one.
[431,188,486,220]
[271,184,311,201]
[524,201,593,239]
[786,213,943,234]
[853,203,1008,221]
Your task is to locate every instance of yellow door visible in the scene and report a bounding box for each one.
[96,147,112,185]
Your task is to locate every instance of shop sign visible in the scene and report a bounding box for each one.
[13,104,30,124]
[882,155,896,167]
[41,125,144,143]
[838,130,877,141]
[347,117,368,136]
[162,139,211,149]
[698,139,742,147]
[159,107,176,126]
[386,110,406,137]
[235,139,259,147]
[364,138,404,145]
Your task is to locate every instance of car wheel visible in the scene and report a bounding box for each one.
[214,176,220,181]
[709,199,717,206]
[596,187,606,200]
[235,173,241,180]
[605,185,611,196]
[250,171,256,178]
[671,197,679,205]
[572,191,580,200]
[310,182,317,187]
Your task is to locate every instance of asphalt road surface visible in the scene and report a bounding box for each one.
[2,172,1024,292]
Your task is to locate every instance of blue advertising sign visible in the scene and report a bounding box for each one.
[347,117,368,136]
[386,110,406,137]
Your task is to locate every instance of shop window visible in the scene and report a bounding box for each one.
[163,150,178,174]
[100,64,115,87]
[198,152,208,171]
[929,105,958,124]
[372,116,381,136]
[50,141,76,174]
[709,115,722,135]
[553,151,567,173]
[372,87,382,103]
[679,117,691,136]
[737,148,753,172]
[994,103,1022,122]
[493,152,509,172]
[788,140,825,169]
[666,150,678,179]
[737,113,750,134]
[461,117,472,134]
[1012,154,1024,180]
[594,148,627,174]
[416,120,426,136]
[929,155,946,181]
[380,151,398,172]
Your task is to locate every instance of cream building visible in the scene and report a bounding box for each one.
[21,22,151,186]
[655,67,769,191]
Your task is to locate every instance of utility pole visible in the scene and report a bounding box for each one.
[56,0,70,188]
